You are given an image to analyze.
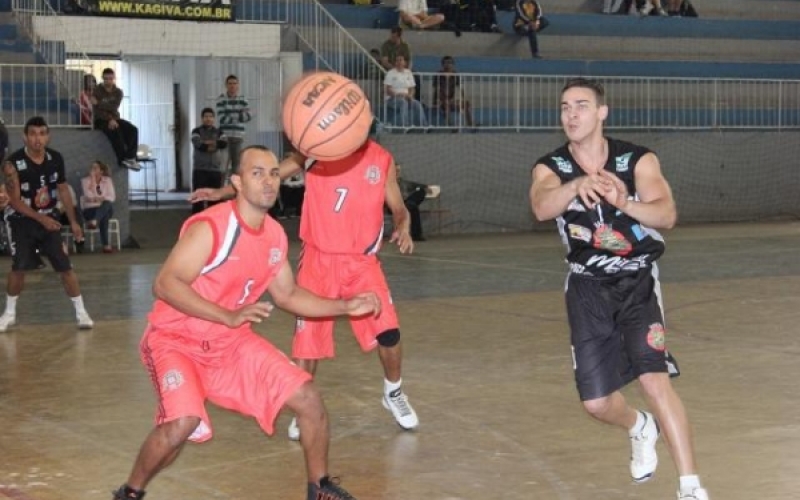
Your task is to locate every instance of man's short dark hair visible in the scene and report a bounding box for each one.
[562,77,606,105]
[24,116,49,135]
[201,107,215,117]
[391,26,402,36]
[441,56,454,65]
[234,145,272,175]
[225,74,238,83]
[102,68,115,77]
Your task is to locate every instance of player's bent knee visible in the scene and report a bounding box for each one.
[161,416,202,446]
[376,328,400,348]
[582,396,613,418]
[285,381,323,414]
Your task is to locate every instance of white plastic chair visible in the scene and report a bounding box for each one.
[85,218,121,251]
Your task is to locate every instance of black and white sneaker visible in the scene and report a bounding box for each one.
[307,476,357,500]
[112,485,145,500]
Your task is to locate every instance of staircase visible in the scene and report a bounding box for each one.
[0,0,88,126]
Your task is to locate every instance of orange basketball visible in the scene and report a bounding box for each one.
[282,71,373,161]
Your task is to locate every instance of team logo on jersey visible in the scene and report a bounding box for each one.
[615,152,633,173]
[553,156,573,174]
[34,186,51,208]
[568,224,592,242]
[15,160,27,171]
[269,248,282,266]
[592,224,632,255]
[646,323,666,351]
[365,165,381,185]
[162,369,184,391]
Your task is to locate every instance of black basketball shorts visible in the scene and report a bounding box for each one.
[6,216,72,272]
[565,268,676,401]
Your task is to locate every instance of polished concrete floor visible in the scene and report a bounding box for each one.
[1,221,799,499]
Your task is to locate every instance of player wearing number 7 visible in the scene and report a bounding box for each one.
[190,139,419,439]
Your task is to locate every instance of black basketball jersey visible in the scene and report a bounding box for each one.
[536,137,666,277]
[4,147,66,220]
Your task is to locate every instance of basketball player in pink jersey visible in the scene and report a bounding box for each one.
[115,146,378,500]
[190,139,419,440]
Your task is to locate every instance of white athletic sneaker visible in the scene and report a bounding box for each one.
[629,410,660,483]
[0,312,15,333]
[678,487,709,500]
[382,388,419,430]
[77,310,94,330]
[287,416,300,441]
[639,2,654,16]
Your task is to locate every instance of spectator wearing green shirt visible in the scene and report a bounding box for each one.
[380,27,412,71]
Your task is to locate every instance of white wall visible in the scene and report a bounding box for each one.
[32,17,281,58]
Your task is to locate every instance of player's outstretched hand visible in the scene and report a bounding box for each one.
[226,301,274,328]
[344,292,382,318]
[390,228,414,254]
[188,188,222,203]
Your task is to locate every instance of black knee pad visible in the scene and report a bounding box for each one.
[376,328,400,347]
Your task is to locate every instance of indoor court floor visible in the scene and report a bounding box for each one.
[1,221,799,500]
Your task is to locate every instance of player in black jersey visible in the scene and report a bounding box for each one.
[0,116,94,332]
[530,78,709,500]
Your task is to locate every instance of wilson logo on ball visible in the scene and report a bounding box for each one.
[302,76,336,107]
[284,71,373,161]
[317,89,364,131]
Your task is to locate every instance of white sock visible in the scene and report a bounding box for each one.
[679,475,701,492]
[384,378,402,395]
[71,295,86,314]
[629,410,645,435]
[5,295,18,316]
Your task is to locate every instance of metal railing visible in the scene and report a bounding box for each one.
[375,73,800,131]
[279,0,386,112]
[0,63,88,127]
[11,0,93,126]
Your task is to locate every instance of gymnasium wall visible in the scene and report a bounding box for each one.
[379,131,800,235]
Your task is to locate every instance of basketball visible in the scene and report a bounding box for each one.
[282,71,373,161]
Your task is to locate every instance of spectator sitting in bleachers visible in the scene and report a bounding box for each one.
[80,161,116,253]
[513,0,549,59]
[398,0,446,30]
[433,56,475,129]
[435,0,466,36]
[467,0,502,32]
[395,164,429,242]
[93,68,140,171]
[380,27,412,71]
[384,55,429,130]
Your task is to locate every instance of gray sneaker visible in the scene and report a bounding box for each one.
[382,387,419,430]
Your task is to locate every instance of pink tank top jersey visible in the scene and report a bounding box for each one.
[148,201,288,341]
[300,140,392,255]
